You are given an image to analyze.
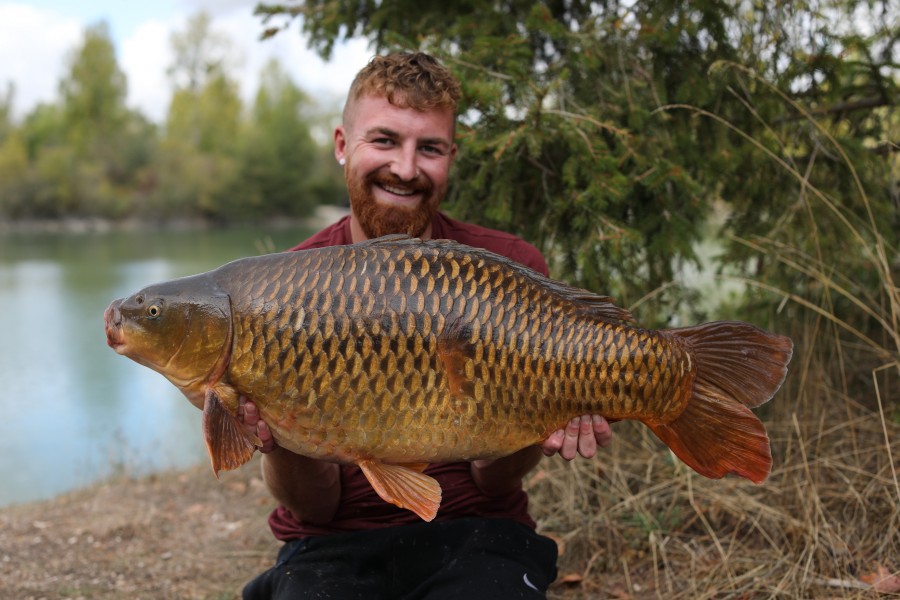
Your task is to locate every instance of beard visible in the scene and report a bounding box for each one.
[347,167,442,239]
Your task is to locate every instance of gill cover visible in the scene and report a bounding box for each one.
[111,273,232,409]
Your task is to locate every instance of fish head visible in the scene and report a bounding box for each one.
[104,274,232,408]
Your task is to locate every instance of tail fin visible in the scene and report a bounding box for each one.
[646,321,793,484]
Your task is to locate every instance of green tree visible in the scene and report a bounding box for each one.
[230,59,339,219]
[0,130,30,218]
[154,12,243,219]
[256,0,897,322]
[167,11,237,93]
[59,22,128,158]
[0,82,13,142]
[3,21,157,219]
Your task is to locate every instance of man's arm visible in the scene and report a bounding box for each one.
[239,400,341,524]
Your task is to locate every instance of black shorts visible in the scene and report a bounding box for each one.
[242,517,558,599]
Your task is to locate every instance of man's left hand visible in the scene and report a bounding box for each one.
[541,415,612,460]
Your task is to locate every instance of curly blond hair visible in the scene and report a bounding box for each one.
[343,52,461,122]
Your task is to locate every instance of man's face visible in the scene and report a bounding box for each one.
[336,94,457,240]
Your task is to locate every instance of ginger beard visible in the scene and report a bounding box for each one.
[346,166,442,239]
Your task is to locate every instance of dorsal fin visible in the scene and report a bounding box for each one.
[540,282,633,323]
[356,233,415,246]
[354,235,633,323]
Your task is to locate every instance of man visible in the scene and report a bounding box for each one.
[241,52,611,599]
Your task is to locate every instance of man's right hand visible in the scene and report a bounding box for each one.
[237,397,277,453]
[236,397,342,524]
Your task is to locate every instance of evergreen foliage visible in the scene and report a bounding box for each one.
[257,0,897,323]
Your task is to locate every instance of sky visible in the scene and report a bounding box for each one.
[0,0,374,124]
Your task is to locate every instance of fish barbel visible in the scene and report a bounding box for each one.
[104,235,793,521]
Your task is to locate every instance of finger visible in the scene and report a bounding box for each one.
[243,401,259,426]
[541,430,564,456]
[257,420,275,454]
[560,417,580,461]
[577,415,597,458]
[593,415,612,448]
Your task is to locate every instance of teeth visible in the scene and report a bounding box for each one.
[381,184,415,196]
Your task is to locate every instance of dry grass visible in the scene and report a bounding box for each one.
[530,371,899,598]
[533,67,900,598]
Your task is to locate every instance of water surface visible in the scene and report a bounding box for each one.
[0,226,314,507]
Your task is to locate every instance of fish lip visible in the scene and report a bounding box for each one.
[104,302,125,351]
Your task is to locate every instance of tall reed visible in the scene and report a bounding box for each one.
[531,63,899,598]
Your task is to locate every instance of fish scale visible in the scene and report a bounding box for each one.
[105,234,793,521]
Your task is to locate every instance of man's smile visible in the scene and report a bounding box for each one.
[380,183,416,196]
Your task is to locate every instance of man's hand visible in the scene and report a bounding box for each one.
[237,397,341,523]
[237,397,277,454]
[541,415,612,460]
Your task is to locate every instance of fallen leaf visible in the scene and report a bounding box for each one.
[860,566,900,593]
[559,573,583,584]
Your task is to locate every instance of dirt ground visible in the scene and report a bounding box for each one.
[0,459,281,600]
[0,459,599,600]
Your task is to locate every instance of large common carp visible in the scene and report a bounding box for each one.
[104,235,793,521]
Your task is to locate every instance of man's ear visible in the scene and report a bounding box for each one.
[334,125,347,163]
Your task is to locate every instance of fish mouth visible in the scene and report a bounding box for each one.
[104,301,126,352]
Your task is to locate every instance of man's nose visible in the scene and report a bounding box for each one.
[390,146,419,181]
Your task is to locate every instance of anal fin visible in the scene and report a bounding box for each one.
[358,459,442,521]
[647,382,772,483]
[202,388,261,477]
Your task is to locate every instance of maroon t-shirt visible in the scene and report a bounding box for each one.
[269,212,548,539]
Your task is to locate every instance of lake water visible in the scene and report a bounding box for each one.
[0,225,315,507]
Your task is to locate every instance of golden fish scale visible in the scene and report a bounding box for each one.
[224,243,692,464]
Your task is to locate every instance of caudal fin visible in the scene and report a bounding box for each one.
[647,321,793,484]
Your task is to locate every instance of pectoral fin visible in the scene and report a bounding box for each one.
[437,325,477,399]
[357,459,442,522]
[202,387,261,477]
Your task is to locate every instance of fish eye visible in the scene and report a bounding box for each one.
[147,305,161,318]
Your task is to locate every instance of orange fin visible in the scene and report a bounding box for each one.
[402,462,431,473]
[568,293,632,322]
[649,321,793,483]
[357,459,442,521]
[201,388,261,478]
[437,325,477,399]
